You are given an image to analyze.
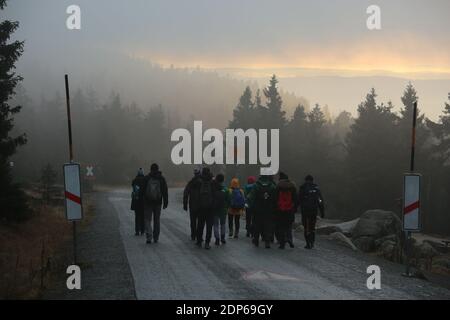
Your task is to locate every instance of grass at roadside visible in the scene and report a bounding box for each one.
[0,188,94,299]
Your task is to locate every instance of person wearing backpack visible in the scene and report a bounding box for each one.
[131,168,146,236]
[212,173,230,246]
[298,174,324,249]
[143,163,169,244]
[244,176,256,238]
[275,172,298,249]
[196,167,215,249]
[228,178,246,239]
[183,167,202,241]
[247,174,277,248]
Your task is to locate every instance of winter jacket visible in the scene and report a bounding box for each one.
[298,182,324,217]
[213,181,230,218]
[183,175,202,212]
[143,170,169,207]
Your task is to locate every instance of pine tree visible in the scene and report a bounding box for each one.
[229,86,254,129]
[263,75,286,129]
[0,0,29,221]
[345,88,401,216]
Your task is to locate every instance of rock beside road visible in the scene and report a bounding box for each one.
[352,210,402,253]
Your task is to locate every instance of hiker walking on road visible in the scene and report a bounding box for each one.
[228,178,246,239]
[183,167,202,241]
[275,172,298,249]
[248,175,277,248]
[196,167,215,249]
[131,168,146,236]
[298,175,324,249]
[244,176,256,238]
[212,173,230,246]
[143,163,168,244]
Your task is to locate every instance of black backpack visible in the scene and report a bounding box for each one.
[145,176,162,202]
[199,179,214,209]
[300,184,320,211]
[256,182,273,208]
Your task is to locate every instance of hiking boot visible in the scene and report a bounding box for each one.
[221,238,226,244]
[153,239,158,244]
[205,243,211,250]
[229,233,233,238]
[304,243,311,249]
[191,235,196,241]
[146,239,152,244]
[215,239,220,246]
[252,239,259,247]
[246,231,251,237]
[265,242,271,249]
[196,241,202,248]
[234,234,238,239]
[288,241,294,248]
[279,243,285,249]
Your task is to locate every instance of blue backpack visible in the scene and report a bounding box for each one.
[230,188,245,209]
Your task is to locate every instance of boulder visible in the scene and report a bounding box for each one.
[353,236,375,252]
[377,240,399,261]
[328,232,357,251]
[352,210,402,252]
[431,256,450,276]
[413,241,440,259]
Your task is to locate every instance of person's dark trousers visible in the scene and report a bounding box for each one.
[189,209,199,240]
[286,220,293,244]
[245,208,253,236]
[232,215,240,236]
[228,213,234,236]
[261,214,274,244]
[134,207,145,234]
[275,214,290,246]
[252,214,262,243]
[196,209,211,244]
[144,203,162,242]
[205,214,215,244]
[302,212,317,247]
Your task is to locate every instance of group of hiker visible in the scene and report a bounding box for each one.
[131,164,325,250]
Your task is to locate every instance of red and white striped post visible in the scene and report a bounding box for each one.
[403,101,420,277]
[64,74,82,265]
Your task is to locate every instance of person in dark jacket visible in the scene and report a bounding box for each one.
[131,168,146,236]
[247,174,277,248]
[143,163,169,244]
[274,172,298,249]
[183,167,202,241]
[298,174,324,249]
[196,167,215,249]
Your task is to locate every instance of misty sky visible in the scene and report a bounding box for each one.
[6,0,450,75]
[4,0,450,120]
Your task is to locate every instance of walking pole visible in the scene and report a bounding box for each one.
[65,74,77,265]
[404,101,418,277]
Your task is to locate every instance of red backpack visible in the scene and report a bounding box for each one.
[277,190,294,212]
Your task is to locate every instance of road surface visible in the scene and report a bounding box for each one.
[101,188,450,300]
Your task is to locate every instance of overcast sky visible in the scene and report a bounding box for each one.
[5,0,450,77]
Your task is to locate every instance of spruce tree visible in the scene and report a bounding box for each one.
[0,0,29,221]
[263,75,286,129]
